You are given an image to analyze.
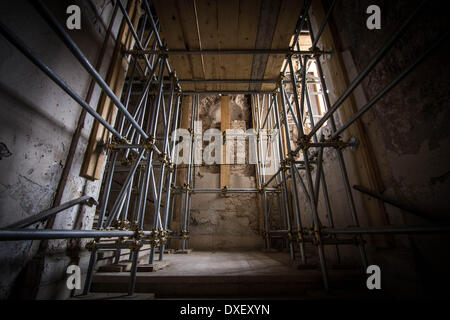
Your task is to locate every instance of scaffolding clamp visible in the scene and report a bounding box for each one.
[120,157,132,167]
[312,226,322,246]
[129,239,143,252]
[280,158,293,171]
[221,186,228,194]
[148,229,161,247]
[144,136,156,151]
[159,229,169,245]
[159,152,170,166]
[182,183,192,194]
[296,231,304,244]
[310,46,325,58]
[166,159,175,172]
[170,184,180,193]
[85,240,98,252]
[181,229,190,240]
[116,236,125,244]
[296,135,310,151]
[133,228,145,241]
[287,229,293,241]
[112,220,130,230]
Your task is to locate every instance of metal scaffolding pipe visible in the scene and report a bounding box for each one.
[323,226,450,235]
[127,49,329,55]
[331,28,450,139]
[0,229,139,241]
[0,21,123,140]
[306,0,426,140]
[4,196,98,229]
[30,0,149,139]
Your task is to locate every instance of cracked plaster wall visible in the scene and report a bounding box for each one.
[0,0,120,299]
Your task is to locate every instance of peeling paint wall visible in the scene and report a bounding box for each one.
[0,0,120,299]
[308,0,450,297]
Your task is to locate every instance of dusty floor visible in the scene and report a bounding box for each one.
[138,251,303,276]
[85,250,377,299]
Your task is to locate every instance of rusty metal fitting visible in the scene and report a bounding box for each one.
[128,240,142,252]
[313,226,322,245]
[159,229,169,245]
[287,230,293,241]
[144,136,156,150]
[85,240,97,251]
[134,229,144,240]
[297,231,304,244]
[181,229,190,240]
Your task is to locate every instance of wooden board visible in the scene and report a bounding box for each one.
[152,0,301,92]
[249,0,282,91]
[261,0,302,91]
[81,0,142,180]
[218,0,239,91]
[235,0,262,91]
[152,0,195,90]
[175,0,206,91]
[220,95,230,188]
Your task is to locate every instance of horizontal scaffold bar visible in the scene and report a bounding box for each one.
[179,188,278,194]
[125,49,332,55]
[322,226,450,235]
[0,229,151,241]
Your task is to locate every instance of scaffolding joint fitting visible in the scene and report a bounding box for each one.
[85,240,97,252]
[134,229,144,241]
[297,231,304,244]
[182,183,192,194]
[112,219,130,230]
[144,136,156,151]
[296,135,310,151]
[287,230,293,241]
[129,240,143,252]
[96,139,108,154]
[312,226,322,246]
[159,152,172,168]
[159,229,169,245]
[280,158,293,171]
[181,229,190,240]
[310,46,325,58]
[148,229,161,247]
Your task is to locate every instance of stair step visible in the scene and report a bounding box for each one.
[91,272,365,298]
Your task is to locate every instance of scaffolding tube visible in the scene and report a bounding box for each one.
[0,0,446,296]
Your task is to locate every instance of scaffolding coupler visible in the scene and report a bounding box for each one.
[296,135,311,152]
[297,230,304,244]
[159,229,170,246]
[148,229,160,247]
[111,219,131,230]
[287,229,294,242]
[181,229,190,240]
[144,135,156,151]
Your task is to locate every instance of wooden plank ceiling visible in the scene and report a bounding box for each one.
[152,0,303,92]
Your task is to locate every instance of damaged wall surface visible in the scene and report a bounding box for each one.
[180,95,264,250]
[0,0,120,299]
[306,0,450,298]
